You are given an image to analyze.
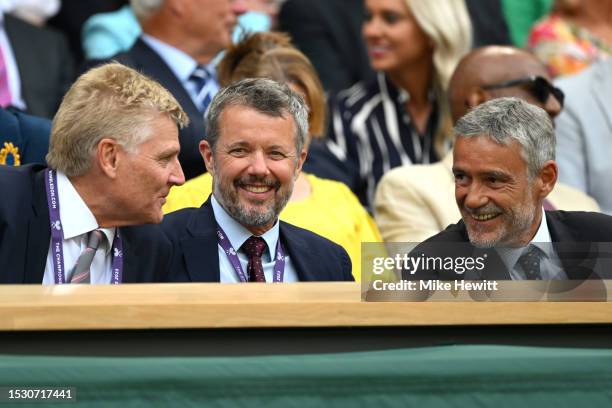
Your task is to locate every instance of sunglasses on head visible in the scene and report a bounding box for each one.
[482,76,565,108]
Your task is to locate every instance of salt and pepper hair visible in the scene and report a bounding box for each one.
[130,0,163,21]
[47,62,188,177]
[454,97,555,179]
[206,77,309,157]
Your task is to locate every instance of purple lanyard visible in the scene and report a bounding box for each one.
[216,225,286,282]
[44,169,123,284]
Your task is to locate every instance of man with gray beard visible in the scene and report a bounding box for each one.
[161,78,353,282]
[407,97,612,281]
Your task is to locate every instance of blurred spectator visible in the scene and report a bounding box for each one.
[555,58,612,214]
[278,0,375,93]
[47,0,125,63]
[84,0,246,181]
[2,0,60,26]
[527,0,612,78]
[501,0,553,47]
[0,107,50,166]
[465,0,512,47]
[163,32,382,281]
[375,46,599,242]
[82,0,277,61]
[81,4,140,60]
[326,0,471,209]
[0,10,74,118]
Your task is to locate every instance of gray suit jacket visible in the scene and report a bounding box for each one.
[555,59,612,215]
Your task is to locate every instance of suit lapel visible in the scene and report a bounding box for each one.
[129,39,201,118]
[279,223,317,281]
[23,169,50,283]
[181,199,220,282]
[546,211,596,280]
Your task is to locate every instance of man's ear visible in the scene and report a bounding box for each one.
[199,140,214,176]
[296,148,307,174]
[467,88,489,111]
[536,160,558,199]
[97,138,121,179]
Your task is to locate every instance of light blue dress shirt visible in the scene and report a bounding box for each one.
[211,195,299,283]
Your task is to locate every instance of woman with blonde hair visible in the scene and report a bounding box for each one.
[327,0,472,209]
[163,32,382,281]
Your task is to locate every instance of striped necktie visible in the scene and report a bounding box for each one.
[189,65,215,113]
[70,230,104,284]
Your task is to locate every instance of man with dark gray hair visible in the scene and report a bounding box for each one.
[408,97,612,281]
[162,78,353,282]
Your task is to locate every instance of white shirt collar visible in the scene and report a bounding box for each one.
[141,34,197,83]
[56,171,115,253]
[210,195,279,261]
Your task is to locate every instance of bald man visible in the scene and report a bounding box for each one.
[374,46,599,243]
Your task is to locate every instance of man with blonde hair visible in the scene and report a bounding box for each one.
[0,62,187,284]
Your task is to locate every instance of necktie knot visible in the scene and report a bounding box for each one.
[70,229,104,284]
[190,65,211,88]
[242,236,267,259]
[516,244,542,280]
[189,64,215,113]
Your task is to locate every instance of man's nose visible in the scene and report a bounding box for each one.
[170,158,185,186]
[247,150,270,176]
[463,183,489,210]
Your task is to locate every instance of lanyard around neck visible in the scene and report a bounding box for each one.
[44,169,123,284]
[216,224,285,283]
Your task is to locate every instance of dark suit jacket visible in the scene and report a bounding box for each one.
[5,15,74,119]
[278,0,375,93]
[0,165,171,283]
[0,108,50,166]
[161,198,354,282]
[406,211,612,281]
[82,38,206,180]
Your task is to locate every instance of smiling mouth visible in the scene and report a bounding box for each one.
[470,213,501,221]
[242,185,273,194]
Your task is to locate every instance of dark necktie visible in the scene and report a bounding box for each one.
[189,65,214,113]
[241,236,267,282]
[516,244,542,280]
[70,230,104,284]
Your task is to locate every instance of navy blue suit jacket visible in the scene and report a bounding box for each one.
[0,165,171,283]
[82,38,206,180]
[0,108,50,166]
[161,198,354,282]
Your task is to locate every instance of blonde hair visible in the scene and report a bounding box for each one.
[217,32,326,138]
[407,0,472,156]
[47,62,189,176]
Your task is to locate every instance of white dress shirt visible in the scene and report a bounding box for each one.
[211,195,299,283]
[42,171,116,284]
[497,207,567,280]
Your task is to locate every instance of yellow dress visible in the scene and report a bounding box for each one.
[163,173,382,281]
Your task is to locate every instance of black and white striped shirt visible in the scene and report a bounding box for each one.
[327,73,439,209]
